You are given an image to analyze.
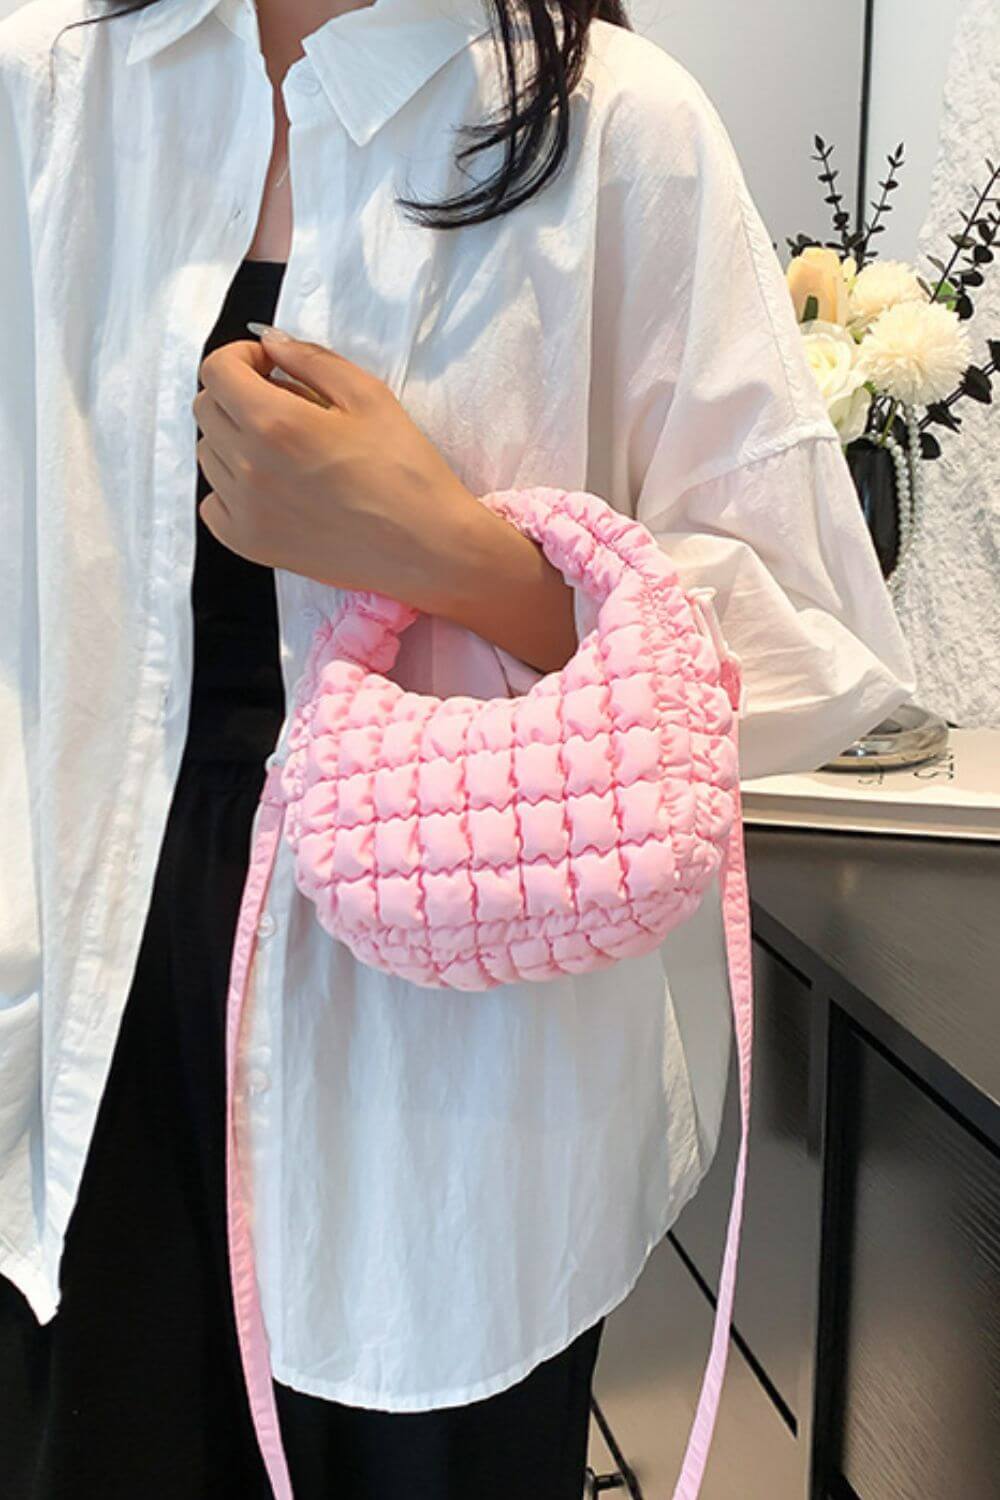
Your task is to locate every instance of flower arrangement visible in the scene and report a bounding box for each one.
[781,137,1000,594]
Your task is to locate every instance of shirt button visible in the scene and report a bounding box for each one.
[231,204,246,222]
[247,1068,271,1095]
[299,269,321,296]
[300,605,322,628]
[258,911,276,939]
[292,68,321,95]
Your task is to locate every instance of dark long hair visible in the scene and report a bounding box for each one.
[52,0,633,229]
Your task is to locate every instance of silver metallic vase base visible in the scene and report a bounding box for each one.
[821,701,950,772]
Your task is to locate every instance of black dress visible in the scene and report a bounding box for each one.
[0,257,603,1500]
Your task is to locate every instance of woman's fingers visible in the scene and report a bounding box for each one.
[196,435,236,498]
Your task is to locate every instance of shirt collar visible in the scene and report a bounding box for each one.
[125,0,496,147]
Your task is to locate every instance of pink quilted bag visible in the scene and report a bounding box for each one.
[224,486,754,1500]
[278,485,745,987]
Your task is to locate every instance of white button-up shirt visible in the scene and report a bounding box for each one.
[1,0,915,1415]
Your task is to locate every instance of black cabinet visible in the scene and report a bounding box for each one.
[587,1231,801,1499]
[589,829,1000,1499]
[824,1023,1000,1500]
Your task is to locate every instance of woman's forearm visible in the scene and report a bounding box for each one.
[394,487,579,675]
[194,330,578,673]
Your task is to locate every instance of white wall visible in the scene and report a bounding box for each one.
[633,1,965,266]
[631,0,868,261]
[868,0,963,258]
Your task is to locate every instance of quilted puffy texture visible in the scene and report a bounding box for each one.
[279,488,741,990]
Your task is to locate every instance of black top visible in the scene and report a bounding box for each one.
[187,257,289,765]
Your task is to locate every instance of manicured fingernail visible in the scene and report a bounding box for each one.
[246,321,292,342]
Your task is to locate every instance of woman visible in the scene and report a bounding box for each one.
[0,1,915,1496]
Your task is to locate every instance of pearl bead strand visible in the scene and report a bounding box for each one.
[885,401,924,604]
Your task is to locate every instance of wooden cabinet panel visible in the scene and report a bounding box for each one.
[672,939,814,1421]
[591,1235,802,1500]
[831,1028,1000,1500]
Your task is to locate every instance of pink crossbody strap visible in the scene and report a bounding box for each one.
[225,774,295,1500]
[223,571,754,1500]
[671,655,754,1496]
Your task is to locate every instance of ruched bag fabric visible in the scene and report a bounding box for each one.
[277,486,745,990]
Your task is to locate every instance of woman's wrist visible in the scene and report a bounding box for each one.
[399,484,579,674]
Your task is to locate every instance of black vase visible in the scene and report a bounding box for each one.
[844,435,900,578]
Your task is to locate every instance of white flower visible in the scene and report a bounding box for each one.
[848,259,926,333]
[801,319,873,443]
[859,300,972,405]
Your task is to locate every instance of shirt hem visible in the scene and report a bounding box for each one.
[269,1169,707,1412]
[0,1234,58,1325]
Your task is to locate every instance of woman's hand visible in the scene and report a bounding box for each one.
[193,329,578,673]
[194,330,477,600]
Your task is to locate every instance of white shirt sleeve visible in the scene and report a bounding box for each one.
[629,437,920,780]
[501,50,916,779]
[588,56,916,779]
[495,435,920,782]
[0,61,42,1008]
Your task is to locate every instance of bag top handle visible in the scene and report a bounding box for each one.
[322,486,683,676]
